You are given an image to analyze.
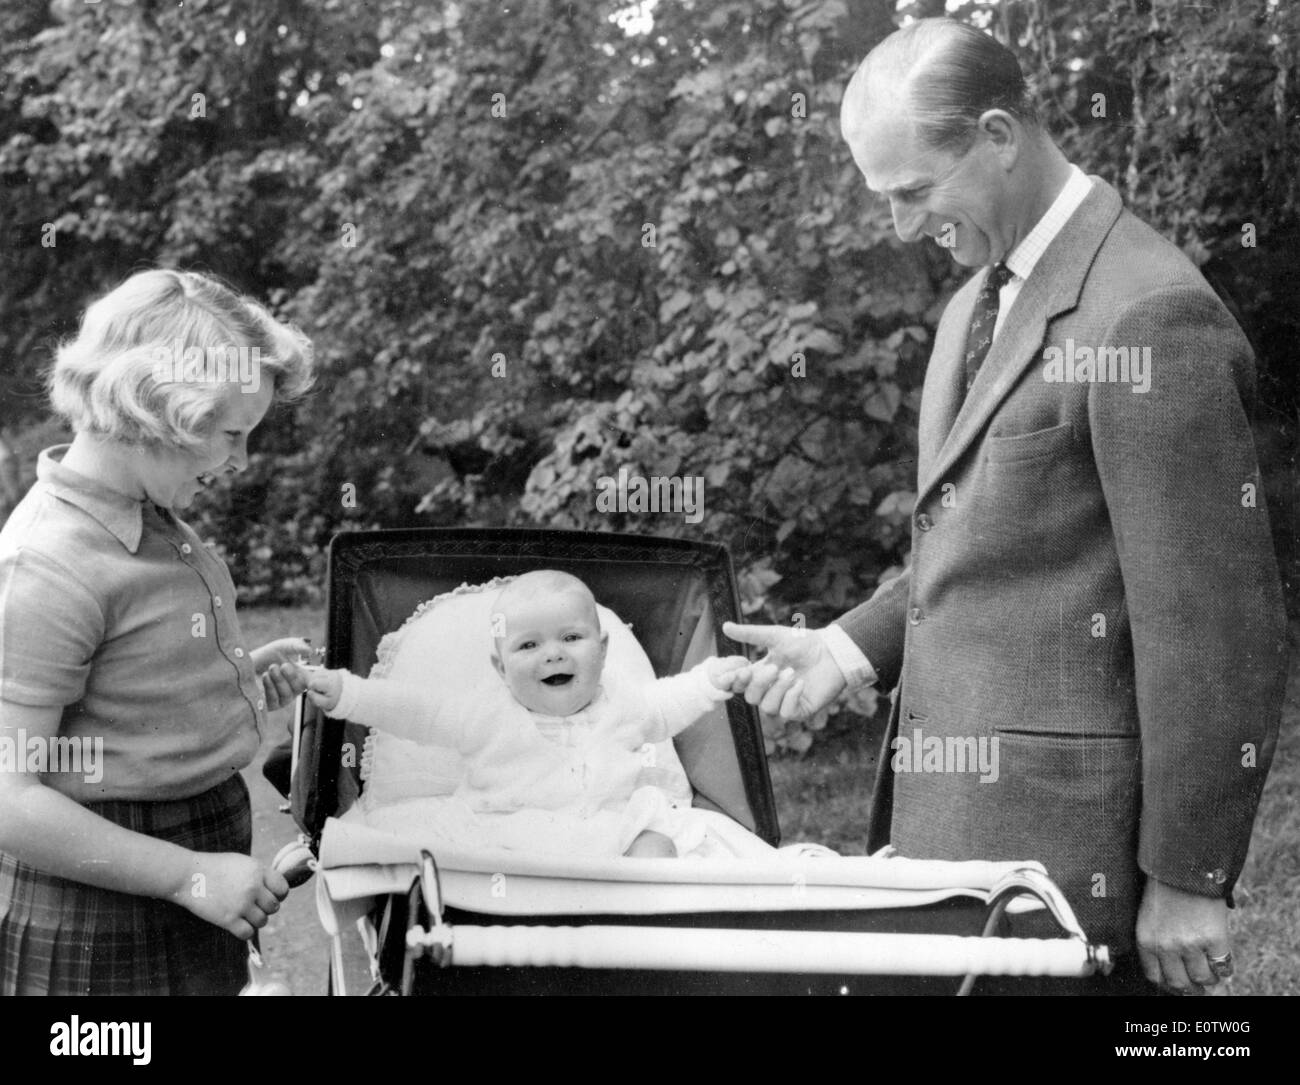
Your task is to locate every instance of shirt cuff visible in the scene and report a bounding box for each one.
[819,625,878,691]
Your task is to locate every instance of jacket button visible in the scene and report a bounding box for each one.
[1211,869,1226,885]
[181,543,192,555]
[909,607,923,625]
[234,648,245,658]
[916,513,932,532]
[213,596,223,608]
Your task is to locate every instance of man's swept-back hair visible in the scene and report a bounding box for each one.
[858,18,1039,152]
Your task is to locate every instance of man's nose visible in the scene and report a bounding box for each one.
[889,199,926,243]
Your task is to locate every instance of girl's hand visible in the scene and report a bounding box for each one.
[260,662,309,712]
[285,663,343,713]
[252,639,315,711]
[250,637,314,674]
[173,852,289,941]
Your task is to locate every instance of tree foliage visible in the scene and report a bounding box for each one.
[2,0,1296,752]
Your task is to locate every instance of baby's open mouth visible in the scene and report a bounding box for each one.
[541,674,574,687]
[196,472,216,488]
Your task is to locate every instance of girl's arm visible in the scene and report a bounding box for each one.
[0,698,286,940]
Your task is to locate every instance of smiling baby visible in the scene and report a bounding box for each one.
[297,570,748,857]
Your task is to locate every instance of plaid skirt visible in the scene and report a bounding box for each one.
[0,773,252,996]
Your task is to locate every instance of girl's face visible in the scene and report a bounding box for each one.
[137,381,274,509]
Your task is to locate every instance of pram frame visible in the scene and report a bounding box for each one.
[291,527,778,848]
[284,526,1112,995]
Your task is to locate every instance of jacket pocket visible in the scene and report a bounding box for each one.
[985,421,1074,463]
[982,728,1141,948]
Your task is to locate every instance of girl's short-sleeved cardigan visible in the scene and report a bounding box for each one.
[0,446,265,802]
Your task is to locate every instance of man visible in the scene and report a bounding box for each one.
[727,18,1286,994]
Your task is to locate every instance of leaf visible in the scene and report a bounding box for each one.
[863,382,902,422]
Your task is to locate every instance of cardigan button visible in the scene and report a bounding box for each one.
[909,607,923,625]
[916,513,932,532]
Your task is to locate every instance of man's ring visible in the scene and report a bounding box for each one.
[1207,952,1233,979]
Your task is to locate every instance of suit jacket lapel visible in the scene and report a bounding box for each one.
[916,282,977,488]
[916,179,1126,505]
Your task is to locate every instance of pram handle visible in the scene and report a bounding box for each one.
[272,839,317,889]
[405,923,1109,978]
[239,839,319,996]
[984,865,1094,947]
[402,851,1110,982]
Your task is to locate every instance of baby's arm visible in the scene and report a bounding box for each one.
[294,664,463,748]
[636,656,748,743]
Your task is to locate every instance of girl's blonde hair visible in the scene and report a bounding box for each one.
[48,269,315,450]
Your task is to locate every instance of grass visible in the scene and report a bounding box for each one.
[239,603,1300,995]
[768,724,882,856]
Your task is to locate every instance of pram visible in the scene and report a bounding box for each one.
[272,527,1111,995]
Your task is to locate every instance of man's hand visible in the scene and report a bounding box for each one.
[721,623,847,721]
[1136,877,1232,993]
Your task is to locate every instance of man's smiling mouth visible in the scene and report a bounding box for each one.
[541,674,574,687]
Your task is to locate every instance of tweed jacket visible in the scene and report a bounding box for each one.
[838,178,1288,953]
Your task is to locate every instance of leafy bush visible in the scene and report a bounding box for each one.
[3,0,1297,752]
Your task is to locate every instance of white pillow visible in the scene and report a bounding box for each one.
[358,576,693,810]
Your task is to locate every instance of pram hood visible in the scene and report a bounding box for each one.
[293,527,777,844]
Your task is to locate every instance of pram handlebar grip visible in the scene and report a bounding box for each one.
[407,924,1109,978]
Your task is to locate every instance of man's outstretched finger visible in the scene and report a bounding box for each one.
[722,622,783,652]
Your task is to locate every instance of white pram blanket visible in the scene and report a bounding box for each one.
[363,788,780,862]
[317,805,1051,920]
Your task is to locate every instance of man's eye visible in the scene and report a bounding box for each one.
[564,633,582,642]
[518,641,535,650]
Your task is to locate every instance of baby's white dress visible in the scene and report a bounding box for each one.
[327,661,742,858]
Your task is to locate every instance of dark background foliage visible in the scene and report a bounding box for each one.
[2,0,1296,752]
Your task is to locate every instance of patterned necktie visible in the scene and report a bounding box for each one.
[963,262,1013,393]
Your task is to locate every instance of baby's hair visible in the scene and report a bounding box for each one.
[491,570,601,640]
[48,268,315,451]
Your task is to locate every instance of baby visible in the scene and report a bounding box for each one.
[297,570,748,858]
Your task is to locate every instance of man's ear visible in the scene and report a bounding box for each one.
[491,650,505,678]
[600,630,610,657]
[976,109,1021,162]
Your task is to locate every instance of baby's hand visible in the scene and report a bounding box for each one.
[706,655,751,693]
[286,663,344,713]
